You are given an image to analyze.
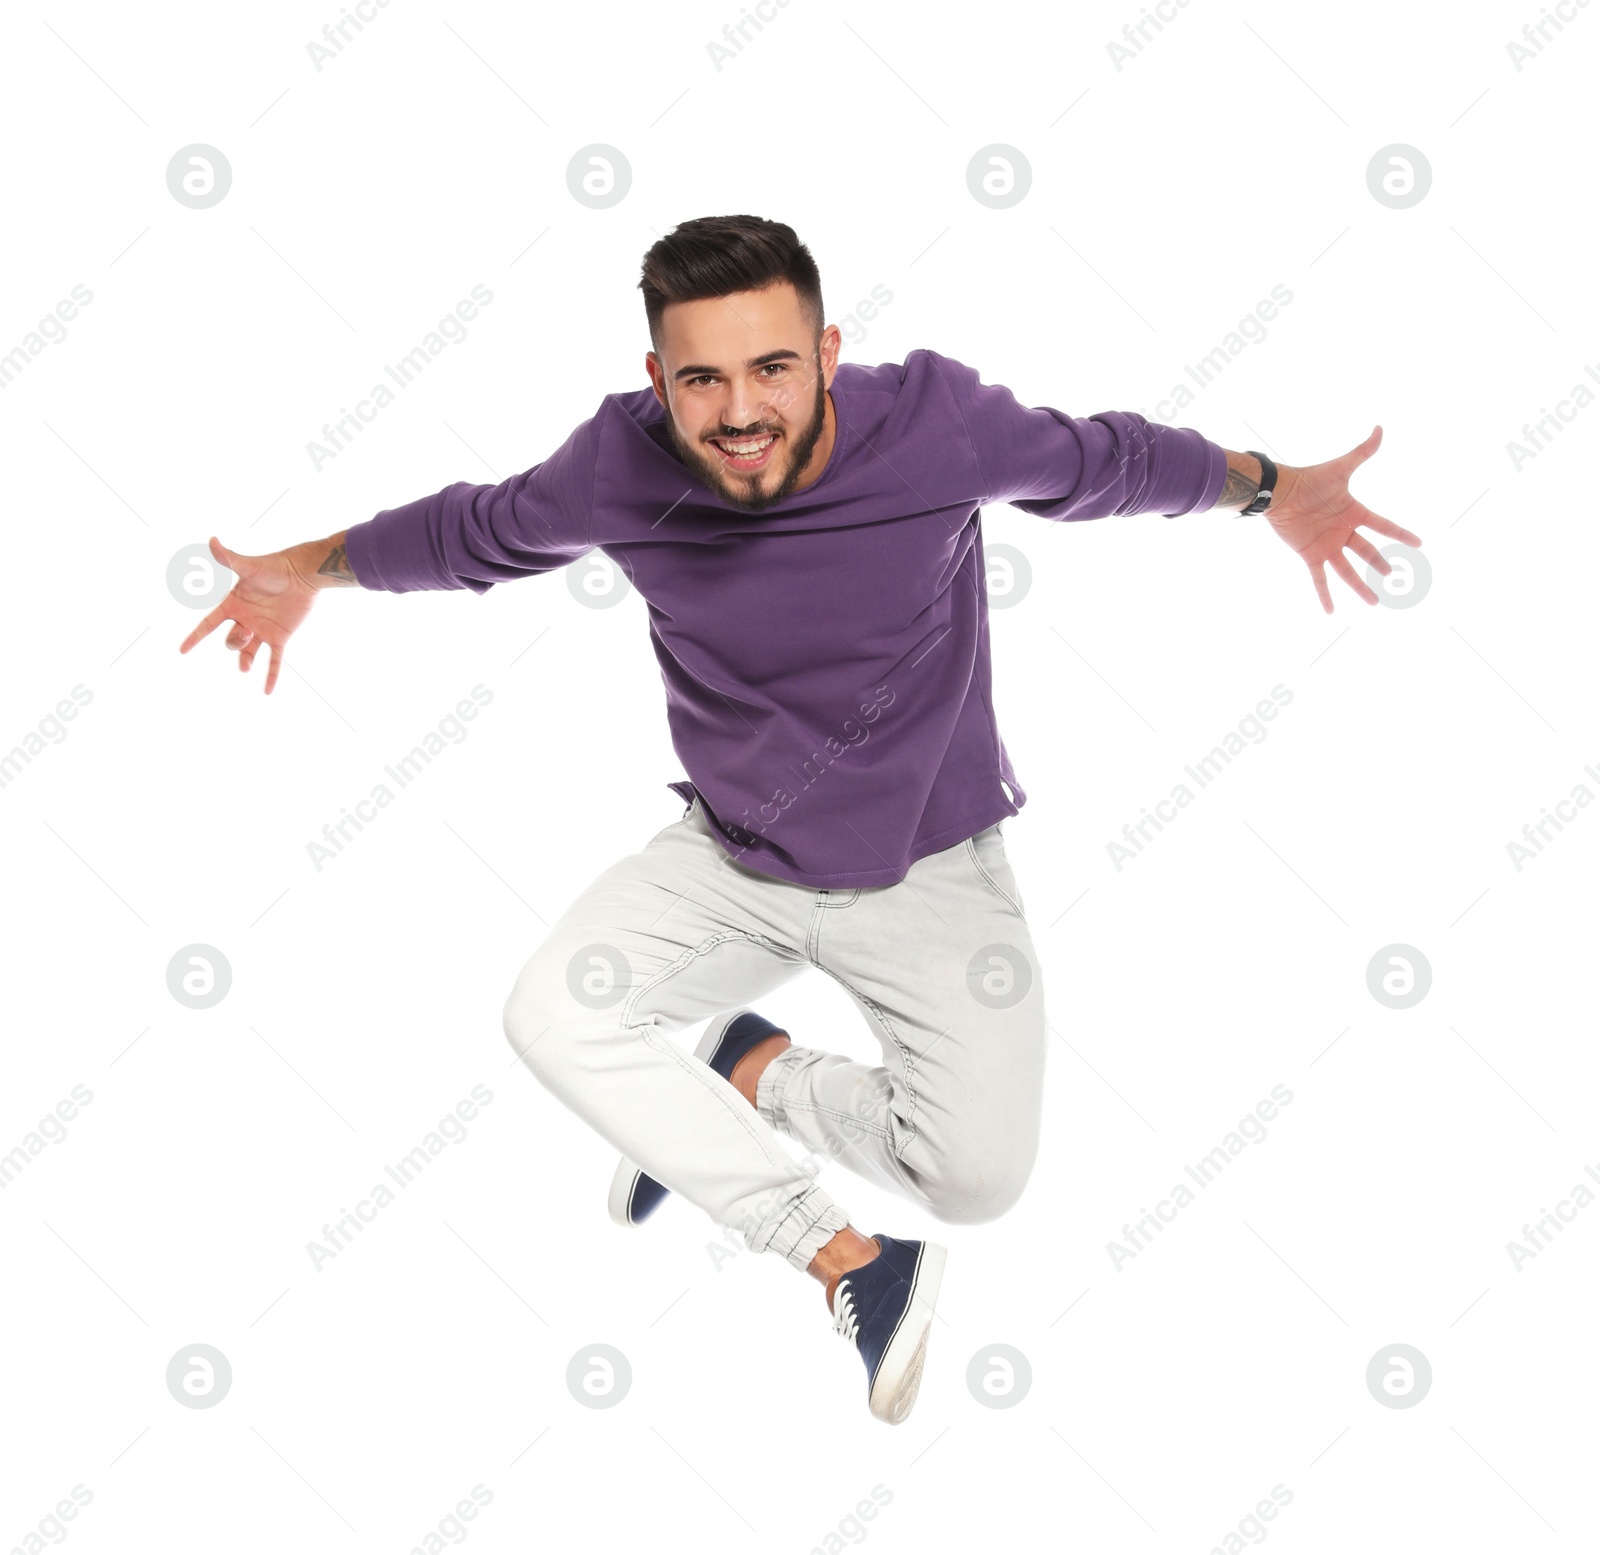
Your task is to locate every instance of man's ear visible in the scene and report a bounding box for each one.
[818,323,842,386]
[645,350,669,409]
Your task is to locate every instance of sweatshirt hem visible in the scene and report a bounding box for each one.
[700,793,1024,890]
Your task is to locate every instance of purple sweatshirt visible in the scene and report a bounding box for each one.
[343,349,1227,888]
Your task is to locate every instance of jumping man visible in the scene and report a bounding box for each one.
[180,214,1421,1424]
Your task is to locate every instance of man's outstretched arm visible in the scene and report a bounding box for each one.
[1210,431,1423,614]
[179,408,604,694]
[924,352,1423,614]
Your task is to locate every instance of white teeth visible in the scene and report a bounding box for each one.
[719,436,774,455]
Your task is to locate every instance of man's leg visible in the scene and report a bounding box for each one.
[747,822,1047,1223]
[502,802,857,1272]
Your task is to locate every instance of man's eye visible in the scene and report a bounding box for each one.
[687,366,782,386]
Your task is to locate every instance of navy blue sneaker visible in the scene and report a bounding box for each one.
[830,1233,947,1424]
[607,1008,789,1227]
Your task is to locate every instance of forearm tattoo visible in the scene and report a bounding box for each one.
[315,543,358,586]
[1212,461,1261,511]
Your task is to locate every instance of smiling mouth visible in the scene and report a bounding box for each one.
[709,432,779,472]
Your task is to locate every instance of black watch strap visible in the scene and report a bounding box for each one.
[1240,450,1278,515]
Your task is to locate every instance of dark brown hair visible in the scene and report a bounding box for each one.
[638,215,824,350]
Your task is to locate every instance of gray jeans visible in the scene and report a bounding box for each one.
[502,796,1047,1271]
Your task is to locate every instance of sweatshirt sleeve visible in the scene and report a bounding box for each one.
[343,404,603,594]
[929,350,1227,521]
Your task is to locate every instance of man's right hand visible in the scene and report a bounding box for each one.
[178,532,351,695]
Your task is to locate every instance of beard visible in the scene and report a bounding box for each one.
[667,364,829,514]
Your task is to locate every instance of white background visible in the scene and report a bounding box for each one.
[2,0,1596,1550]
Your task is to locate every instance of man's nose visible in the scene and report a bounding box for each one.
[716,386,774,433]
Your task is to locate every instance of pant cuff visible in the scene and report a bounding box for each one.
[753,1184,850,1272]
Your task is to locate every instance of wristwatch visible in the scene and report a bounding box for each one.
[1240,450,1278,515]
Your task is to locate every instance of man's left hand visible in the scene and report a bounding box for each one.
[1267,427,1422,613]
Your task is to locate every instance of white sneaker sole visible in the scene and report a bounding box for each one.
[607,1007,765,1227]
[606,1159,646,1227]
[868,1240,947,1425]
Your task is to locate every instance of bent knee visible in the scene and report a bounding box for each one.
[502,961,580,1075]
[922,1157,1033,1225]
[505,931,642,1034]
[501,937,647,1090]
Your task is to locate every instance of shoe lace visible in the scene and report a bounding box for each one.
[831,1277,860,1343]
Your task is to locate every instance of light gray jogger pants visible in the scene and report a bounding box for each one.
[501,796,1047,1271]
